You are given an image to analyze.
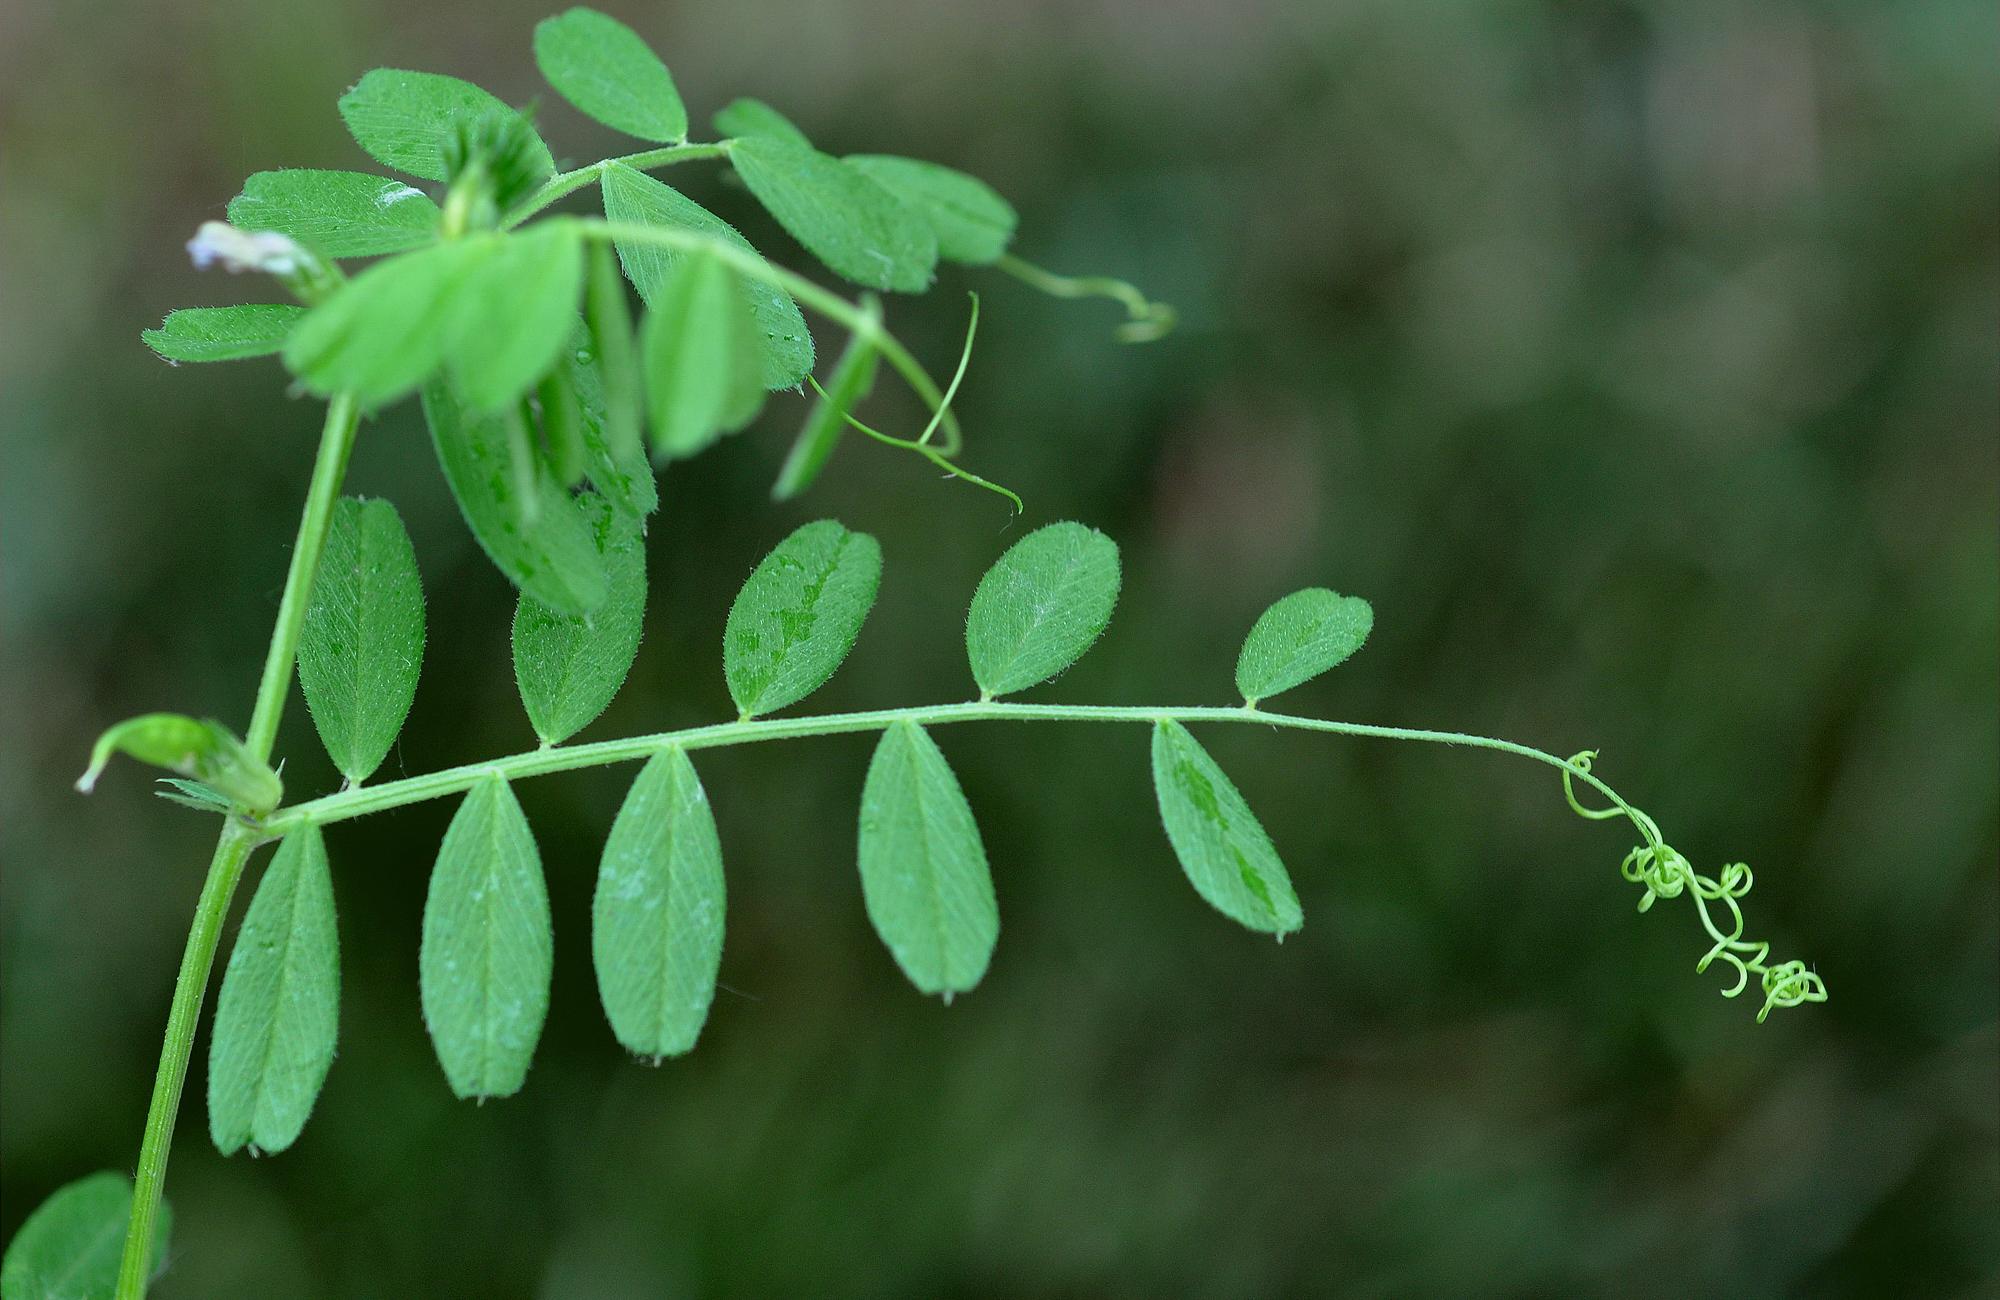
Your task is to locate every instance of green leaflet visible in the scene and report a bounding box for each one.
[723,520,882,718]
[534,7,686,143]
[727,135,938,293]
[538,365,589,487]
[599,162,813,389]
[447,222,585,411]
[640,256,766,459]
[593,748,725,1059]
[1234,588,1374,706]
[207,826,340,1156]
[422,377,610,615]
[284,238,482,406]
[286,226,586,411]
[857,722,998,998]
[844,155,1016,265]
[76,713,281,813]
[297,497,425,783]
[564,319,657,518]
[420,775,553,1099]
[771,301,880,501]
[711,97,810,148]
[0,1172,171,1299]
[965,521,1121,698]
[1150,721,1301,936]
[580,240,647,491]
[338,68,553,183]
[143,305,305,363]
[227,169,440,257]
[513,495,646,745]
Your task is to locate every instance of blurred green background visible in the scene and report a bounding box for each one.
[3,0,1995,1295]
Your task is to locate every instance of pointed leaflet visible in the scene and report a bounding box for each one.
[534,8,686,143]
[422,377,610,615]
[772,301,880,500]
[446,222,585,412]
[76,714,281,812]
[857,722,998,997]
[284,238,483,406]
[207,826,340,1156]
[564,319,656,518]
[581,239,646,493]
[724,520,881,717]
[228,170,440,257]
[144,305,305,363]
[593,748,725,1058]
[1151,721,1301,935]
[513,494,645,745]
[1234,588,1373,705]
[420,775,553,1099]
[641,256,766,458]
[0,1172,171,1299]
[537,365,590,487]
[965,522,1121,698]
[727,135,938,292]
[338,69,552,183]
[599,162,812,389]
[711,97,811,148]
[298,497,424,783]
[844,156,1016,265]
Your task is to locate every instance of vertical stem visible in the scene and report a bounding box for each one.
[115,392,359,1297]
[113,826,257,1299]
[244,392,360,761]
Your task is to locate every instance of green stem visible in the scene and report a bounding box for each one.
[244,393,360,761]
[117,393,360,1297]
[113,825,257,1298]
[264,703,1627,834]
[585,219,966,455]
[993,253,1177,342]
[507,143,730,227]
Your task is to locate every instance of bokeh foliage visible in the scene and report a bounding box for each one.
[2,0,1993,1294]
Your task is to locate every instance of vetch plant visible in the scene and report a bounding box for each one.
[3,10,1825,1297]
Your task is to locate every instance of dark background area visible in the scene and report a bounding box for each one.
[3,0,1995,1295]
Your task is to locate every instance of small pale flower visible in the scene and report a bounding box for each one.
[185,221,309,276]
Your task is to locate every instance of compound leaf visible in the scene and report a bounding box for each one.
[143,305,306,363]
[1151,720,1301,935]
[422,377,610,615]
[711,97,810,147]
[641,256,765,458]
[513,495,645,745]
[1234,588,1373,706]
[284,238,483,406]
[965,521,1121,698]
[723,520,881,717]
[0,1172,171,1300]
[338,68,552,183]
[728,135,937,292]
[534,7,686,143]
[227,169,439,258]
[420,775,553,1099]
[76,714,281,813]
[207,825,340,1156]
[772,303,880,500]
[297,497,425,783]
[447,223,585,412]
[844,155,1016,265]
[593,748,725,1059]
[857,722,997,998]
[599,162,813,389]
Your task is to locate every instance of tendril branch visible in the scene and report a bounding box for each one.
[1562,751,1826,1021]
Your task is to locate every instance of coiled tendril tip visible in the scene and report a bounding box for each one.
[1559,751,1827,1021]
